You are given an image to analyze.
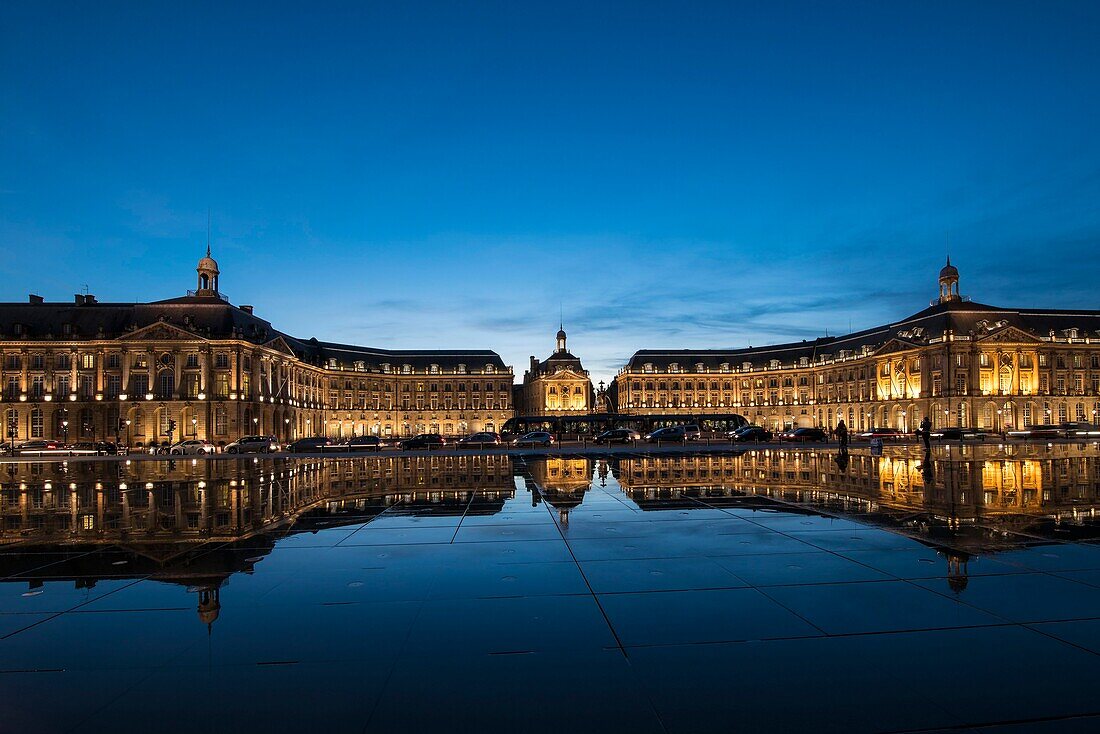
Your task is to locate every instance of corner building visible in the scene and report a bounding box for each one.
[518,327,594,415]
[616,262,1100,433]
[0,252,513,447]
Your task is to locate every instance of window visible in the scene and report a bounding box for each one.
[158,370,174,398]
[80,353,95,369]
[215,353,229,369]
[30,408,43,438]
[186,353,199,368]
[106,375,121,398]
[215,407,228,435]
[107,353,120,369]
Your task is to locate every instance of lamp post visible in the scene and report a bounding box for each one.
[191,417,197,437]
[61,419,69,445]
[125,419,131,452]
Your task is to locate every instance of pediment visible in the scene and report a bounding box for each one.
[122,321,204,342]
[264,335,297,357]
[541,369,589,381]
[873,338,919,355]
[975,325,1039,344]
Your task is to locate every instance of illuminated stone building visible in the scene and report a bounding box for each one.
[518,326,594,415]
[616,261,1100,432]
[0,251,513,446]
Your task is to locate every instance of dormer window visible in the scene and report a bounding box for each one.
[430,364,439,374]
[769,359,780,369]
[643,363,654,373]
[742,361,752,371]
[485,364,495,373]
[12,323,23,336]
[720,362,730,372]
[402,364,412,374]
[1065,328,1080,339]
[327,358,338,369]
[668,363,679,373]
[457,364,466,374]
[799,357,809,367]
[354,361,365,371]
[62,323,72,336]
[695,362,705,372]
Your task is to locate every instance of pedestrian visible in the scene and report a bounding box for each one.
[920,415,932,450]
[836,419,848,449]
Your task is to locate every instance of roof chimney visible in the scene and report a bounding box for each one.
[28,294,43,304]
[240,305,253,314]
[74,294,85,305]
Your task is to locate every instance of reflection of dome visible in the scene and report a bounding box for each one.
[197,587,221,629]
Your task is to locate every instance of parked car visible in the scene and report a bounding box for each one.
[224,435,279,454]
[779,427,828,442]
[68,441,106,455]
[512,431,555,447]
[593,428,641,444]
[96,441,119,455]
[16,439,65,456]
[287,436,332,453]
[858,427,903,441]
[930,427,988,441]
[1059,422,1100,438]
[682,424,701,440]
[1008,424,1061,440]
[399,434,446,450]
[645,426,686,443]
[729,425,773,442]
[346,435,384,452]
[169,439,217,455]
[456,432,501,448]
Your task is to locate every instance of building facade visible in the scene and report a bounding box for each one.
[616,262,1100,432]
[0,251,514,447]
[518,326,594,415]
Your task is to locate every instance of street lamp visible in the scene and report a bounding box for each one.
[61,419,69,444]
[125,419,131,451]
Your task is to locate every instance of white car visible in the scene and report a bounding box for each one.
[169,439,216,455]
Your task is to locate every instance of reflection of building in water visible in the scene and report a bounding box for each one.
[525,457,592,523]
[0,455,515,624]
[614,448,1100,528]
[614,447,1100,593]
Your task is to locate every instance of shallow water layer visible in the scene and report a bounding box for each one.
[3,445,1100,733]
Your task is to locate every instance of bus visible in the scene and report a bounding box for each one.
[500,413,748,439]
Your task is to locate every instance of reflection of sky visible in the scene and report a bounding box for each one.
[2,2,1099,385]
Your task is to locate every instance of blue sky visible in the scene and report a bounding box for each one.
[2,1,1099,384]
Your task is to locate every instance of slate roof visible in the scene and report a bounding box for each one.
[625,299,1100,371]
[0,296,509,372]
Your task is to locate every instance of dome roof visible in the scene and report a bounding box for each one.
[198,255,220,273]
[556,328,566,339]
[939,258,958,280]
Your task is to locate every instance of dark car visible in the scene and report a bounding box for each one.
[346,435,384,452]
[1009,424,1061,440]
[594,428,641,445]
[930,427,988,441]
[729,425,773,442]
[399,434,446,450]
[224,435,279,454]
[858,427,903,441]
[645,426,687,443]
[511,431,555,447]
[456,432,500,448]
[780,427,827,442]
[287,436,332,453]
[16,439,65,456]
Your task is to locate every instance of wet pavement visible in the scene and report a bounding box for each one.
[3,445,1100,733]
